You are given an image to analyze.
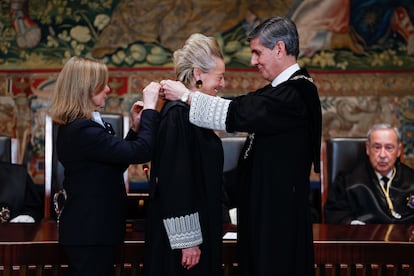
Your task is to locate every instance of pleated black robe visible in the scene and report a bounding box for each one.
[226,68,321,276]
[144,101,223,276]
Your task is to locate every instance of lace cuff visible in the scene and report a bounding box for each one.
[163,212,203,249]
[189,92,230,131]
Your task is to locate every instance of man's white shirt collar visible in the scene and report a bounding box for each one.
[271,63,300,87]
[375,170,394,182]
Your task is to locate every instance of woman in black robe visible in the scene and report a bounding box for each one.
[144,33,226,276]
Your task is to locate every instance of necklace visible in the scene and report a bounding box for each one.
[378,168,400,219]
[243,133,255,159]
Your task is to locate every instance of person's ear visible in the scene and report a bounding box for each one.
[193,67,203,81]
[274,41,285,56]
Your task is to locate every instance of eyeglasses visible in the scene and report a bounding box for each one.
[370,143,397,153]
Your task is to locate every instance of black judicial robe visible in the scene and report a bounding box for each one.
[144,101,223,276]
[325,159,414,224]
[227,69,321,276]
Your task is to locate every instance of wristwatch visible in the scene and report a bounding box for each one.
[180,91,190,103]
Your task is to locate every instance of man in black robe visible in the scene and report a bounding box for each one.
[0,162,43,223]
[325,124,414,224]
[162,16,322,276]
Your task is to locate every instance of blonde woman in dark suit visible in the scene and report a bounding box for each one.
[49,56,160,276]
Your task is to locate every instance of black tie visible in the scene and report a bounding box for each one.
[381,176,389,186]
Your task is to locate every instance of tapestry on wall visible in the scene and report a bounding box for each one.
[0,0,414,185]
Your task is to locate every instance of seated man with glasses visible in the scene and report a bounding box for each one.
[325,123,414,224]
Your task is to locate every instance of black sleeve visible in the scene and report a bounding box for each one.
[324,173,354,224]
[155,103,198,218]
[20,173,43,222]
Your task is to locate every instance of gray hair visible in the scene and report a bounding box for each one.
[247,16,299,58]
[173,33,224,87]
[367,123,401,144]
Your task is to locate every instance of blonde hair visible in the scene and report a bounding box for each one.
[49,56,108,125]
[173,33,223,86]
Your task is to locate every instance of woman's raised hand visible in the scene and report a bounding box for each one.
[142,82,161,110]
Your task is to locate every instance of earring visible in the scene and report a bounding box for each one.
[196,80,203,89]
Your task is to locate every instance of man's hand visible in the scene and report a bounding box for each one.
[160,80,189,101]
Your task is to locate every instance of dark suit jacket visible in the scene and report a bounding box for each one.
[57,109,159,245]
